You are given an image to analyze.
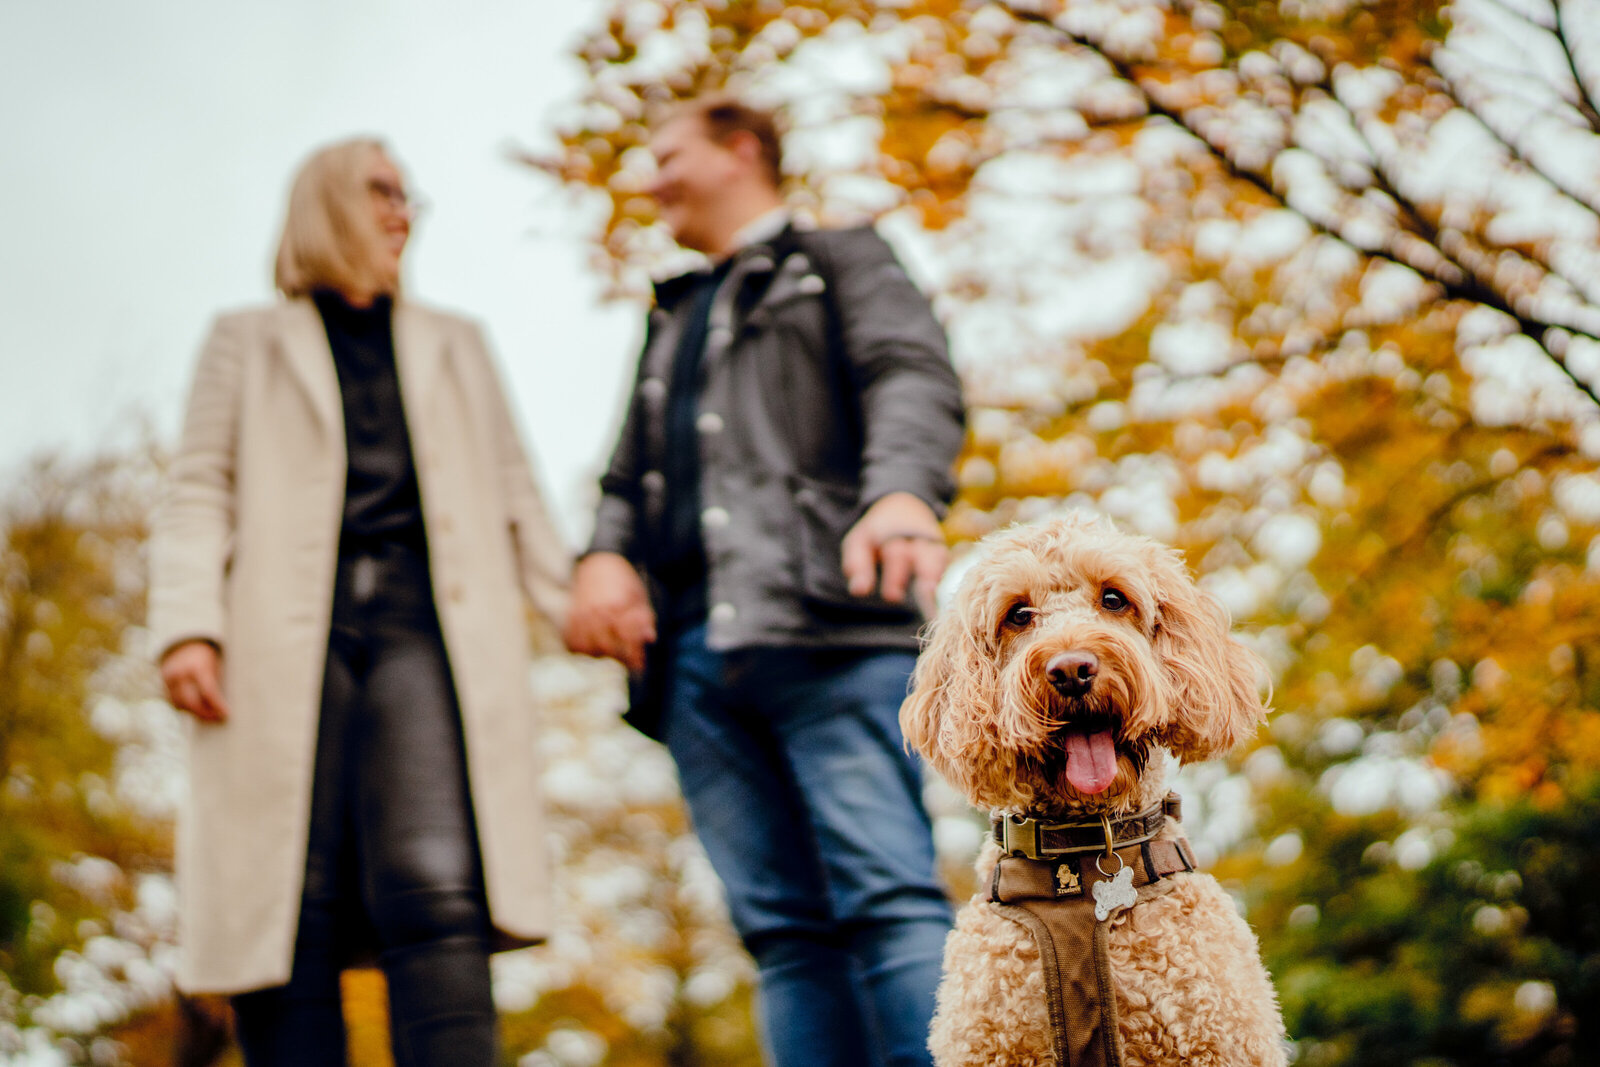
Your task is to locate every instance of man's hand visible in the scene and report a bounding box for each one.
[840,491,949,615]
[563,552,658,673]
[161,640,230,723]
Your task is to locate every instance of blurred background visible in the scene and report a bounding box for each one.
[4,0,1600,1064]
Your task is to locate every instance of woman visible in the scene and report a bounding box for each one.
[148,138,569,1066]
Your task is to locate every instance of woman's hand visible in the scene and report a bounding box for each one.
[563,552,657,673]
[160,640,230,723]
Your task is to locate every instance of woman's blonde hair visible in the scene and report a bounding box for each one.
[274,138,397,299]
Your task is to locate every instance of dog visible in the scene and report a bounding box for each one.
[901,514,1287,1066]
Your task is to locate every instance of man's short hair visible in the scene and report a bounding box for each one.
[670,95,784,188]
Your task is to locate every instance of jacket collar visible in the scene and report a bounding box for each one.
[653,222,805,310]
[729,206,792,251]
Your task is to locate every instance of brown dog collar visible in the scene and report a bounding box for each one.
[991,792,1182,860]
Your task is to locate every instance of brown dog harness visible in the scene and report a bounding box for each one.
[985,794,1196,1067]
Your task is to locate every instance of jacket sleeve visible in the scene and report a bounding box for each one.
[584,339,650,561]
[464,323,573,629]
[812,227,966,514]
[147,313,246,662]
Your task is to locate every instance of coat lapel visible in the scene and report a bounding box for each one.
[392,301,446,426]
[273,298,445,440]
[276,299,342,435]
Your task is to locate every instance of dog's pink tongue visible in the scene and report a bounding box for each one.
[1064,729,1119,794]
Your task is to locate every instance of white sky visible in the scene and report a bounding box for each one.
[0,0,638,546]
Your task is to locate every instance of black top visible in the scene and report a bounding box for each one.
[313,290,427,553]
[653,259,733,623]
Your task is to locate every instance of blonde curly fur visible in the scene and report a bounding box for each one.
[902,514,1287,1066]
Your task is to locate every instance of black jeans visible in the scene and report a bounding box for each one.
[231,541,497,1067]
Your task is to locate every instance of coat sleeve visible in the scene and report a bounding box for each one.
[147,313,247,662]
[464,323,573,629]
[811,227,966,515]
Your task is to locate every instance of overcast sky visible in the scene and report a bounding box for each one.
[0,0,637,544]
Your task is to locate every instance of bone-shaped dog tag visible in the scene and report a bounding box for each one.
[1093,866,1137,920]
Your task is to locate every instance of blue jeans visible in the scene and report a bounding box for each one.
[661,623,953,1067]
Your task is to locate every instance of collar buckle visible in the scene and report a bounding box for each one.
[998,815,1040,860]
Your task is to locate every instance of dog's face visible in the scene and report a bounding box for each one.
[901,514,1269,815]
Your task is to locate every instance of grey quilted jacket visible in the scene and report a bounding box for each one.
[588,223,965,660]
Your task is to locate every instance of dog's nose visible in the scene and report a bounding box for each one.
[1047,651,1098,697]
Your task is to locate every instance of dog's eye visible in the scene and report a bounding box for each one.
[1100,588,1130,613]
[1004,603,1035,628]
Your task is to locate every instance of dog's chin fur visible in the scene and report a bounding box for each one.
[900,514,1286,1066]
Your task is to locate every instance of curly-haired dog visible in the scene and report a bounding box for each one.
[901,515,1286,1066]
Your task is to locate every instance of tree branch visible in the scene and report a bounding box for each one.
[1319,72,1598,313]
[1476,0,1557,33]
[1435,44,1600,146]
[995,0,1600,408]
[1552,0,1600,133]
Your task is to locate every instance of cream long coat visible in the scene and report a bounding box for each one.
[147,298,570,994]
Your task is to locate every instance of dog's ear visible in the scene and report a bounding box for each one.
[900,578,1005,788]
[899,618,950,762]
[1151,554,1270,763]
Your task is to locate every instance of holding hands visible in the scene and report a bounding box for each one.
[562,492,947,669]
[563,552,657,673]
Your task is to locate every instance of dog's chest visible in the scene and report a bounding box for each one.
[982,838,1197,1067]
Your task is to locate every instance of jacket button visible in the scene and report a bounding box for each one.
[639,377,667,401]
[710,602,737,624]
[696,412,724,435]
[701,506,730,530]
[708,327,733,349]
[641,470,666,492]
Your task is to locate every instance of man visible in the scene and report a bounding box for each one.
[564,96,965,1067]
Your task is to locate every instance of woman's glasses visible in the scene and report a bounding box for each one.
[368,178,426,219]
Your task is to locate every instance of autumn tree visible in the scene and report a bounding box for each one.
[0,447,186,1065]
[536,0,1600,1061]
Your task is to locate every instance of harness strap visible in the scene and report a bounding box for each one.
[985,832,1197,1067]
[990,897,1121,1067]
